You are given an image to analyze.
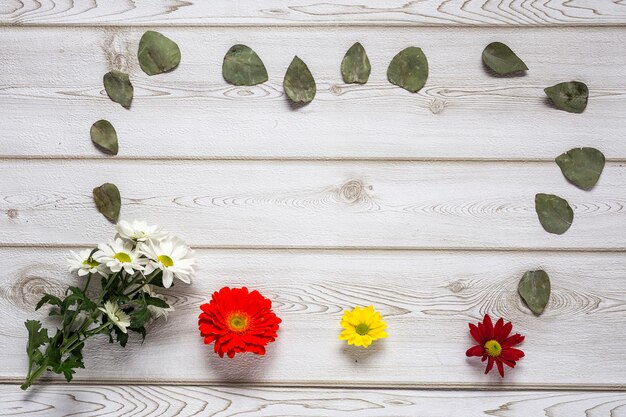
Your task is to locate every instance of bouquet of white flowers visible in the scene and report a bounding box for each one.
[21,220,195,390]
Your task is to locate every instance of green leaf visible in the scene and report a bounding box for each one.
[283,56,316,104]
[90,120,118,155]
[130,304,151,329]
[145,296,169,309]
[36,294,62,311]
[138,31,181,76]
[387,47,429,93]
[93,183,121,223]
[222,44,268,86]
[103,70,133,109]
[25,320,48,356]
[535,193,574,235]
[341,42,371,84]
[518,270,551,315]
[555,147,605,190]
[482,42,528,75]
[544,81,588,113]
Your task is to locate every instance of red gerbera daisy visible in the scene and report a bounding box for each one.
[466,314,525,377]
[198,286,281,358]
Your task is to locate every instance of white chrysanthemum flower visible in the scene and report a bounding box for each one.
[98,301,131,334]
[138,237,195,288]
[116,220,162,242]
[143,285,175,320]
[94,238,144,275]
[67,249,109,277]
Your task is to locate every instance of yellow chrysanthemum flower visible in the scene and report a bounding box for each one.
[339,305,388,348]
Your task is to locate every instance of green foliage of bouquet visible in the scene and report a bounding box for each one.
[21,220,195,390]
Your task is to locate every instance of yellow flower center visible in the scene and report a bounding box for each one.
[157,255,174,267]
[355,323,370,336]
[113,252,131,263]
[82,259,99,268]
[484,340,502,357]
[227,313,249,333]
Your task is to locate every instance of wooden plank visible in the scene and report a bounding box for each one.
[1,27,626,160]
[2,248,626,387]
[3,1,626,27]
[2,384,626,417]
[1,160,625,249]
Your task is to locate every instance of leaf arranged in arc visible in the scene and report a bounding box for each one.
[137,31,181,76]
[535,193,574,235]
[387,47,429,93]
[341,42,371,84]
[103,70,133,109]
[90,120,118,155]
[555,147,605,190]
[518,270,551,315]
[283,56,316,104]
[93,183,121,223]
[482,42,528,75]
[222,44,268,86]
[544,81,588,113]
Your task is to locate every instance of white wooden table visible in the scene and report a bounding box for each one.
[1,1,626,416]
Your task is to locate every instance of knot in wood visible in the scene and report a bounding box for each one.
[6,208,18,219]
[429,98,445,114]
[447,280,465,293]
[339,180,365,203]
[7,273,63,311]
[330,85,342,95]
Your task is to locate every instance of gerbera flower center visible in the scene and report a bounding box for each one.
[355,323,370,336]
[157,255,174,267]
[113,252,131,263]
[484,339,502,357]
[82,259,99,268]
[227,313,250,333]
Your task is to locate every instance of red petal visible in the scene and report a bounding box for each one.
[502,334,525,348]
[496,359,505,377]
[485,356,495,374]
[466,345,484,357]
[501,347,525,361]
[483,315,494,340]
[469,323,481,344]
[493,318,504,340]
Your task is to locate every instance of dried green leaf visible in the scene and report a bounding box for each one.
[138,31,181,76]
[555,147,605,190]
[103,70,133,109]
[93,183,121,223]
[544,81,588,113]
[222,44,268,86]
[90,120,118,155]
[341,42,371,84]
[535,193,573,235]
[482,42,528,75]
[387,47,429,93]
[518,270,550,315]
[283,56,316,104]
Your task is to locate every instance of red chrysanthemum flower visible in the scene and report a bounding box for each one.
[198,286,281,358]
[466,314,525,377]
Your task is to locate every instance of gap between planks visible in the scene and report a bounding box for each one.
[1,244,624,253]
[0,378,624,391]
[2,156,626,163]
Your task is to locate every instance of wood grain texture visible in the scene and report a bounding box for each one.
[2,0,626,27]
[2,248,626,387]
[1,160,625,249]
[2,384,626,417]
[1,27,626,160]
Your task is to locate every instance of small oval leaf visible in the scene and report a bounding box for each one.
[341,42,371,84]
[103,70,133,109]
[482,42,528,75]
[90,120,118,155]
[283,56,316,104]
[518,270,550,315]
[555,147,605,190]
[544,81,588,113]
[222,44,268,86]
[138,31,181,76]
[535,193,573,235]
[387,47,429,93]
[93,183,121,223]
